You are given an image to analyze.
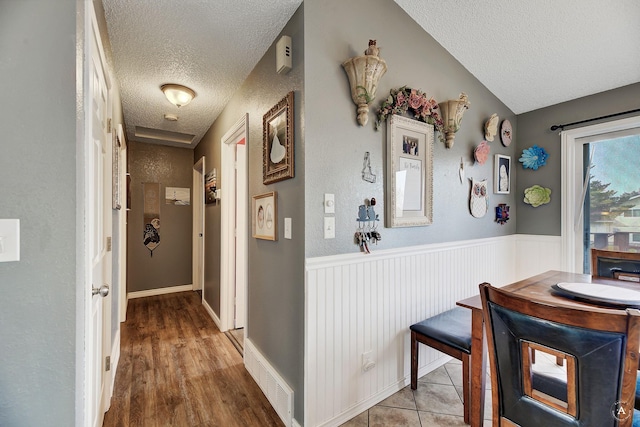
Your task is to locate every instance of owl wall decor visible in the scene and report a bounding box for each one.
[469,178,489,218]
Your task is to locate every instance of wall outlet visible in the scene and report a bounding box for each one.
[362,351,375,372]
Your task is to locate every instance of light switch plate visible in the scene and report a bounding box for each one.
[324,193,335,214]
[284,218,292,239]
[0,219,20,262]
[324,217,335,239]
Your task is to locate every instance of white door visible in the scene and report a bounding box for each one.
[86,4,112,426]
[221,114,248,331]
[193,157,205,294]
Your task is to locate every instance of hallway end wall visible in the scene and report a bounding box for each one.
[126,141,193,292]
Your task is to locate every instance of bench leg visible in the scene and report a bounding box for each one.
[462,352,471,425]
[411,331,418,389]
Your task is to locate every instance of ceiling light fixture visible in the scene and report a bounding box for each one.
[161,84,196,108]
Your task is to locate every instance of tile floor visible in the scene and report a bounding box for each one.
[340,351,567,427]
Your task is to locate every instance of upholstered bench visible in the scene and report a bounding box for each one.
[410,307,472,423]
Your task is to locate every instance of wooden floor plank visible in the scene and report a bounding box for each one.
[103,291,283,427]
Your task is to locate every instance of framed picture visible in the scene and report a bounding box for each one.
[252,191,277,240]
[263,91,294,184]
[494,154,511,194]
[205,168,217,204]
[112,124,124,210]
[385,115,434,227]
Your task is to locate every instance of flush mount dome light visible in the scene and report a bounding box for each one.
[161,84,196,107]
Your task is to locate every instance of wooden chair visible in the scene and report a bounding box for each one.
[479,282,640,427]
[592,249,640,410]
[410,307,472,424]
[591,249,640,281]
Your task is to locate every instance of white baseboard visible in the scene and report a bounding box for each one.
[127,284,193,300]
[202,298,222,330]
[292,419,302,427]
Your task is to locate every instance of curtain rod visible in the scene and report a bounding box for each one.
[549,108,640,132]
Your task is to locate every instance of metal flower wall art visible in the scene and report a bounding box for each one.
[519,145,548,170]
[524,185,551,207]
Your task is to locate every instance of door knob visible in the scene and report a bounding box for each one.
[92,284,109,297]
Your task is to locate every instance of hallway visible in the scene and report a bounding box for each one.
[103,291,283,427]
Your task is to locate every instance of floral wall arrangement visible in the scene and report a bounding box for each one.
[375,86,445,143]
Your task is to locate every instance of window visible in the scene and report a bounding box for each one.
[561,116,640,273]
[582,135,640,272]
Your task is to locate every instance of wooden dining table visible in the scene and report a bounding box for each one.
[456,270,640,427]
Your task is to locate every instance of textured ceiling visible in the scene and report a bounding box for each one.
[395,0,640,114]
[103,1,640,149]
[102,0,302,148]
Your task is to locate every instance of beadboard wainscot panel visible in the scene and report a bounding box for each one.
[514,234,563,281]
[305,235,518,427]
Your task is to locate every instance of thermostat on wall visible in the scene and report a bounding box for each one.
[276,35,292,74]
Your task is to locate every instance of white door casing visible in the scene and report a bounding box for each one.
[193,156,205,294]
[221,114,248,332]
[117,124,128,324]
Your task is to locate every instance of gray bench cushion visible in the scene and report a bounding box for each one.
[410,307,472,354]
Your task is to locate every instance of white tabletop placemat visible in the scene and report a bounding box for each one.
[555,282,640,305]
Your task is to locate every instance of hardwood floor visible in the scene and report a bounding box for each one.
[103,291,283,427]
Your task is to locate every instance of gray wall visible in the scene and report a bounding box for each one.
[516,82,640,235]
[194,4,305,421]
[0,0,78,425]
[126,141,193,292]
[304,0,518,258]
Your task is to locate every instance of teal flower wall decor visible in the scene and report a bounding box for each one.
[519,145,548,170]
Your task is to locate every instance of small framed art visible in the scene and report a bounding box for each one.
[494,154,511,194]
[263,92,294,184]
[252,191,277,240]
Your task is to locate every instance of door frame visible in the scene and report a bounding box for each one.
[220,114,248,332]
[193,156,205,295]
[561,115,640,272]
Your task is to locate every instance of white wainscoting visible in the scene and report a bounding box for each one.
[514,234,563,280]
[304,234,562,427]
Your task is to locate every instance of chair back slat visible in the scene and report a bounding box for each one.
[591,249,640,281]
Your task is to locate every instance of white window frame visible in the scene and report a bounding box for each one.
[561,115,640,272]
